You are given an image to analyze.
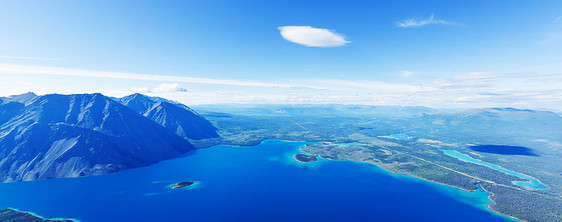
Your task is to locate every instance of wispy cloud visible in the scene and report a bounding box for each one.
[153,83,189,93]
[540,16,562,45]
[399,70,415,77]
[133,83,189,94]
[0,63,327,90]
[17,80,33,85]
[278,26,350,47]
[1,63,561,110]
[396,14,451,28]
[0,55,60,61]
[420,72,539,89]
[313,79,423,93]
[549,16,562,26]
[450,72,536,80]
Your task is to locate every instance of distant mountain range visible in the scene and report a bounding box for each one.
[0,92,218,182]
[193,104,438,118]
[2,92,561,182]
[416,107,562,130]
[404,107,562,143]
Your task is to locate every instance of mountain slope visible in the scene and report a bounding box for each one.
[0,93,194,182]
[0,92,37,106]
[417,108,562,129]
[116,93,219,140]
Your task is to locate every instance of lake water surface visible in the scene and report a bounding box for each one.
[443,150,548,190]
[0,140,513,221]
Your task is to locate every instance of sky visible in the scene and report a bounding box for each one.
[1,0,562,110]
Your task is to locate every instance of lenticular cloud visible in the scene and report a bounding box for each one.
[278,26,350,47]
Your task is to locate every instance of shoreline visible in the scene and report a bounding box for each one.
[442,149,549,190]
[288,140,525,222]
[480,186,525,222]
[309,152,524,221]
[316,153,478,192]
[1,138,525,222]
[2,208,80,222]
[358,160,523,221]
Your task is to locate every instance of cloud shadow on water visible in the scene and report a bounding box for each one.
[469,144,539,156]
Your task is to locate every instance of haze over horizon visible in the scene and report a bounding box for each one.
[1,1,562,110]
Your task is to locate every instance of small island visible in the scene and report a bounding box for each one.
[294,154,318,163]
[171,181,195,189]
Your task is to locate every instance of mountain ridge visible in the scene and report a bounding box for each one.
[0,93,198,182]
[115,93,219,140]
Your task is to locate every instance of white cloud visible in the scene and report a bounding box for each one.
[0,63,327,90]
[399,70,415,77]
[153,83,189,93]
[17,80,33,85]
[0,55,60,61]
[278,26,350,47]
[540,18,562,45]
[549,16,562,26]
[420,72,541,89]
[313,79,423,93]
[451,72,535,80]
[132,83,189,94]
[396,14,450,28]
[1,62,561,110]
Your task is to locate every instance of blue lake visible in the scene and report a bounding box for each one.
[443,150,548,190]
[0,140,513,221]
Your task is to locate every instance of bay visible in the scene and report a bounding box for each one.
[0,140,512,221]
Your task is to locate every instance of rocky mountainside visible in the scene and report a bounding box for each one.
[0,93,195,182]
[0,92,38,105]
[116,93,219,140]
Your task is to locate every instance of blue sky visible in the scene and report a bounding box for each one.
[1,0,562,109]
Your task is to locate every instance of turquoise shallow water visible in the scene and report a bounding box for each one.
[0,140,513,221]
[442,150,548,190]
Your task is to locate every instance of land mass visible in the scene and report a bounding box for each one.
[194,105,562,222]
[171,181,195,189]
[2,95,561,221]
[0,208,74,222]
[0,93,219,182]
[294,154,318,163]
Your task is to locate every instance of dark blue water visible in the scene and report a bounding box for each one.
[0,140,512,221]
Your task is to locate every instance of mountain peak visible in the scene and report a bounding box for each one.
[115,94,219,140]
[13,92,37,97]
[120,93,152,102]
[2,92,38,105]
[129,93,149,99]
[0,92,195,182]
[115,93,157,114]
